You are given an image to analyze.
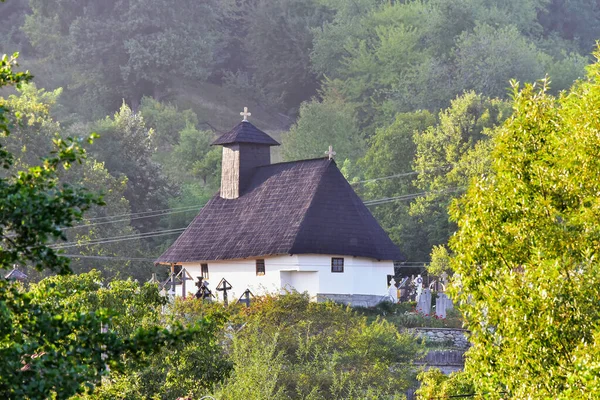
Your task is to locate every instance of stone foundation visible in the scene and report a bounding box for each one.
[410,327,470,349]
[316,293,384,307]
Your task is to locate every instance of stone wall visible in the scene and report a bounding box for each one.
[410,327,470,350]
[316,293,384,307]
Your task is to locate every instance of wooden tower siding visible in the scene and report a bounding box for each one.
[221,143,271,199]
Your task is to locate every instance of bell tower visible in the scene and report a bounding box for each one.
[212,108,280,199]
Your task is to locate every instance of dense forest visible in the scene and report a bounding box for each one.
[1,0,599,279]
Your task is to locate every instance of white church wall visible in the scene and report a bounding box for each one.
[181,255,292,300]
[295,254,393,296]
[176,254,393,302]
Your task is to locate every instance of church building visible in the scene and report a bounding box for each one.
[155,109,404,306]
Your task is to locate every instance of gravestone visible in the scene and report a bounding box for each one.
[416,288,432,315]
[436,292,452,319]
[388,278,398,303]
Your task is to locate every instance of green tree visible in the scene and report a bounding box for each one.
[448,54,600,398]
[214,293,422,399]
[0,53,202,399]
[411,92,510,255]
[24,0,225,117]
[92,103,171,230]
[222,0,329,111]
[282,91,365,162]
[358,110,436,261]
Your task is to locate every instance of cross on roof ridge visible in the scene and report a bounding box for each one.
[325,145,336,160]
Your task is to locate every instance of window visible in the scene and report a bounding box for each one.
[256,259,265,276]
[331,257,344,273]
[201,263,209,279]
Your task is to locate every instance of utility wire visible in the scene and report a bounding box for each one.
[51,187,464,249]
[351,166,452,185]
[78,203,204,222]
[363,187,465,207]
[62,169,454,230]
[62,205,202,230]
[61,254,156,262]
[51,228,187,249]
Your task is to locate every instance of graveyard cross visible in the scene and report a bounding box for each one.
[216,278,233,306]
[195,276,213,300]
[238,288,254,307]
[240,107,251,122]
[325,145,336,160]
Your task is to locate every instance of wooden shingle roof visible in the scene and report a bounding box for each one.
[211,121,280,146]
[156,158,404,264]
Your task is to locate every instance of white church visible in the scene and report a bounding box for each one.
[155,109,404,306]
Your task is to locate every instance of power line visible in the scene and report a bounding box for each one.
[51,228,187,249]
[62,205,202,230]
[351,166,452,185]
[62,169,453,231]
[78,203,203,223]
[351,171,420,184]
[50,186,464,249]
[363,187,465,207]
[62,254,156,262]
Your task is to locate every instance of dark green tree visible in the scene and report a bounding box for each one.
[0,53,203,399]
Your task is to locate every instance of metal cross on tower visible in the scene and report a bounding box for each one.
[325,145,336,160]
[240,107,251,122]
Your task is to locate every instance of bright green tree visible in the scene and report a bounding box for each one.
[448,53,600,398]
[213,293,422,399]
[282,91,366,162]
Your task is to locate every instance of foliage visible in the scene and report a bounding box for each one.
[357,110,436,261]
[221,0,329,111]
[282,90,365,163]
[356,301,464,330]
[79,287,232,400]
[0,55,205,400]
[215,292,422,399]
[92,103,171,230]
[427,245,452,277]
[24,0,226,117]
[448,52,600,398]
[411,92,511,256]
[416,369,476,400]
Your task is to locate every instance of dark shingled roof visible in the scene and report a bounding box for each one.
[156,158,404,263]
[212,121,280,146]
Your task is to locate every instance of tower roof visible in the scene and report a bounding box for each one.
[212,121,280,146]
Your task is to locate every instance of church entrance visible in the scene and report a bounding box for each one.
[280,271,318,295]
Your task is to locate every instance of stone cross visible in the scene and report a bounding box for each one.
[240,107,251,121]
[414,274,424,301]
[325,145,336,160]
[440,271,449,287]
[388,278,398,303]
